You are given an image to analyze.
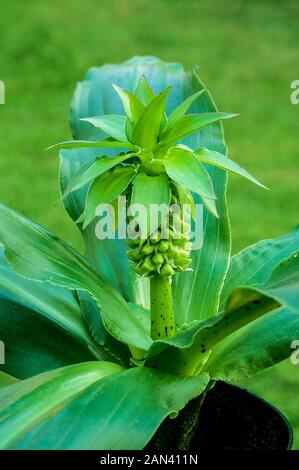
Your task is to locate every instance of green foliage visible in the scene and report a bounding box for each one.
[164,146,216,204]
[0,56,298,450]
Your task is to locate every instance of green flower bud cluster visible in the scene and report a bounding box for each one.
[127,226,192,278]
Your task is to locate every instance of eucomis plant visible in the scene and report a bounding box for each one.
[0,56,298,450]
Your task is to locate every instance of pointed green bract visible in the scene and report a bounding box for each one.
[164,146,216,201]
[172,181,196,219]
[195,148,267,189]
[200,196,219,219]
[131,88,171,149]
[163,89,205,133]
[80,115,128,142]
[112,84,145,124]
[80,166,136,228]
[46,138,138,151]
[131,173,171,237]
[63,154,137,198]
[162,112,237,144]
[135,75,155,106]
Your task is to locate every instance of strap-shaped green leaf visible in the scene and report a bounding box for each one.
[112,84,145,124]
[0,204,152,351]
[79,166,136,228]
[164,146,216,202]
[77,291,131,366]
[204,307,299,381]
[63,154,136,198]
[81,115,128,142]
[162,89,205,133]
[203,254,299,380]
[0,362,123,449]
[161,112,237,144]
[0,247,102,356]
[195,148,267,189]
[131,172,171,237]
[46,138,138,151]
[131,88,171,149]
[0,363,208,450]
[0,296,94,379]
[220,225,299,308]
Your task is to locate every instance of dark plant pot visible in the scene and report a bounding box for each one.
[147,381,293,451]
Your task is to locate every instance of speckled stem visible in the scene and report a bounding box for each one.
[150,275,175,340]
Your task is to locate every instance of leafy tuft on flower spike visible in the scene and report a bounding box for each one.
[48,76,266,278]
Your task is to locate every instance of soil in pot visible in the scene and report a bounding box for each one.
[147,381,293,451]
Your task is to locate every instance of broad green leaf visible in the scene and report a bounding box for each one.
[80,166,136,228]
[222,254,299,324]
[0,362,123,449]
[0,371,18,388]
[46,138,138,152]
[247,253,299,312]
[112,84,145,124]
[161,112,237,144]
[129,302,151,336]
[81,115,128,142]
[204,307,299,381]
[173,69,231,323]
[0,246,99,353]
[220,226,299,309]
[0,295,94,379]
[63,153,137,198]
[77,291,131,366]
[163,89,205,133]
[0,363,209,450]
[131,88,171,149]
[164,146,216,201]
[195,148,267,189]
[134,75,155,106]
[0,204,152,351]
[131,173,171,237]
[203,252,299,378]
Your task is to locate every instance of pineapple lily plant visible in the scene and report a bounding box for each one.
[0,56,298,450]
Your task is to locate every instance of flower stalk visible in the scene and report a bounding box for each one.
[150,274,175,340]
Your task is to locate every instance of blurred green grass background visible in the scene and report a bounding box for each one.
[0,0,298,448]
